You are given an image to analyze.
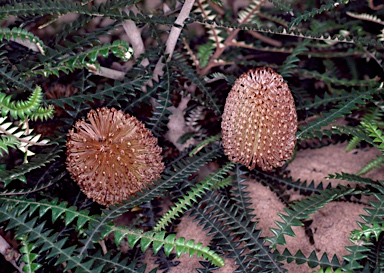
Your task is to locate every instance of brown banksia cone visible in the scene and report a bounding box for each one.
[44,83,78,117]
[66,107,164,206]
[221,67,297,171]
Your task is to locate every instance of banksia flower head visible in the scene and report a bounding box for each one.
[221,67,297,171]
[66,107,164,206]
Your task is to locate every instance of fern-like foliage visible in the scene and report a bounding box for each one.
[0,146,61,186]
[30,40,133,77]
[0,201,93,272]
[327,172,381,188]
[0,196,96,230]
[351,222,384,242]
[0,73,54,163]
[172,54,222,115]
[146,70,173,137]
[366,239,384,272]
[334,112,384,175]
[182,105,208,142]
[340,191,382,267]
[268,0,292,12]
[190,202,253,272]
[0,135,18,156]
[0,27,45,54]
[204,72,235,85]
[188,134,221,156]
[0,86,53,120]
[237,0,266,25]
[266,186,357,248]
[288,0,351,29]
[296,70,378,96]
[50,78,137,110]
[358,191,384,233]
[357,155,384,176]
[346,11,384,26]
[0,168,65,196]
[191,191,285,272]
[0,194,224,269]
[333,125,376,148]
[336,187,384,271]
[0,116,52,164]
[345,135,363,152]
[297,87,381,140]
[87,250,148,273]
[154,162,235,232]
[194,0,226,49]
[253,168,333,195]
[19,241,42,273]
[345,107,384,152]
[197,41,215,68]
[342,242,371,272]
[230,165,254,219]
[276,249,341,269]
[0,66,33,92]
[198,16,384,48]
[111,227,225,267]
[278,39,309,78]
[362,121,384,150]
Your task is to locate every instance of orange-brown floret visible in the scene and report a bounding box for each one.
[66,107,164,205]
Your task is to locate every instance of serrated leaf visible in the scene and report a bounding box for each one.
[152,231,165,254]
[164,234,176,256]
[127,233,141,248]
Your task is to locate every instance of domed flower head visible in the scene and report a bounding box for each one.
[66,107,164,206]
[221,67,297,171]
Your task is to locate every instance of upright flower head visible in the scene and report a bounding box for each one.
[221,67,297,171]
[66,107,164,206]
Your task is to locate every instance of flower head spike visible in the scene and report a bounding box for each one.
[66,107,164,206]
[221,67,297,171]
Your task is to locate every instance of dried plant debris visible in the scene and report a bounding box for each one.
[221,67,297,171]
[66,107,164,206]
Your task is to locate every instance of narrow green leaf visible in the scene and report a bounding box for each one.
[175,237,186,257]
[140,234,153,252]
[164,234,176,256]
[114,229,126,246]
[152,231,166,254]
[127,233,141,248]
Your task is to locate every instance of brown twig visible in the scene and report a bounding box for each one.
[86,64,126,81]
[199,0,267,76]
[369,0,384,10]
[248,30,282,47]
[0,235,23,272]
[122,7,149,67]
[99,240,108,255]
[182,36,200,72]
[153,0,196,82]
[12,37,45,55]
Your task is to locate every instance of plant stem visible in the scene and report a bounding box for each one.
[153,0,196,82]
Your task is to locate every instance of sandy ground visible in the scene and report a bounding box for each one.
[140,142,383,272]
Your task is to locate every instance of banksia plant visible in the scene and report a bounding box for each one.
[221,67,297,171]
[66,107,164,206]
